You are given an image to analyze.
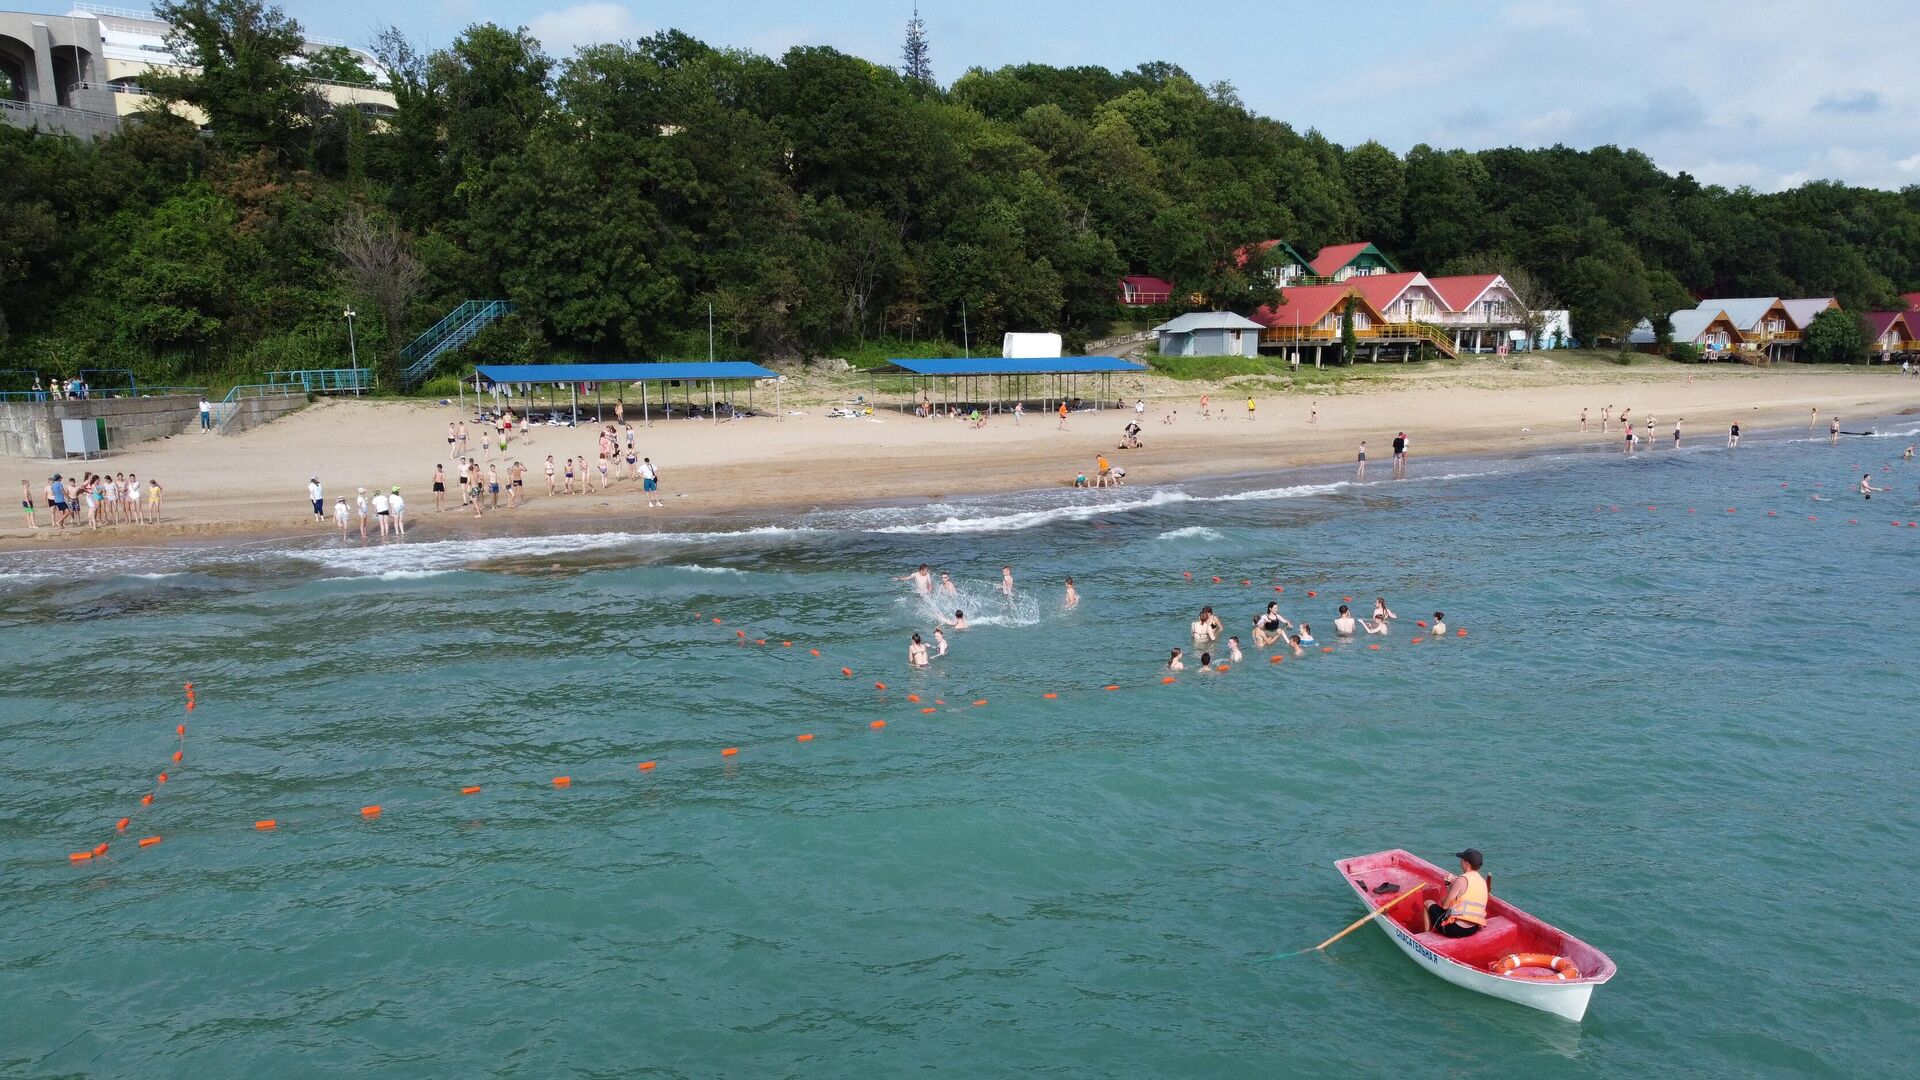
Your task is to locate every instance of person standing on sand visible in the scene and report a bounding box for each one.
[1013,401,1023,425]
[390,487,406,535]
[641,457,662,507]
[334,496,349,536]
[1580,408,1587,433]
[1728,423,1741,448]
[307,478,324,524]
[545,455,557,496]
[1246,396,1256,421]
[1673,418,1683,448]
[199,397,212,432]
[488,463,502,508]
[146,478,162,523]
[457,421,469,457]
[371,488,390,537]
[1308,401,1318,424]
[355,487,369,540]
[1356,441,1367,478]
[448,421,458,460]
[432,464,446,512]
[21,479,38,530]
[1057,401,1069,430]
[508,461,524,507]
[1810,406,1817,432]
[1601,405,1611,433]
[1064,577,1079,610]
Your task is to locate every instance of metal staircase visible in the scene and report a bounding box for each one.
[398,300,516,388]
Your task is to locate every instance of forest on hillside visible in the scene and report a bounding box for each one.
[3,0,1918,388]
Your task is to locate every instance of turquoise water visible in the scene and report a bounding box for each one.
[4,422,1919,1077]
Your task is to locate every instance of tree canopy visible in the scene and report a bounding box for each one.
[4,0,1917,385]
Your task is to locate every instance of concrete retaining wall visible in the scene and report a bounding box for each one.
[222,393,309,435]
[0,394,206,459]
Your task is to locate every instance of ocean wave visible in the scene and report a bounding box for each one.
[867,490,1197,534]
[1158,526,1223,541]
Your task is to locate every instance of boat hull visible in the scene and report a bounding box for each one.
[1371,911,1597,1021]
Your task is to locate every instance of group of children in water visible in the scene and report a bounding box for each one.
[1171,598,1447,671]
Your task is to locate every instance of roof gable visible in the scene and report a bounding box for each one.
[1154,312,1265,333]
[1781,298,1838,327]
[1427,274,1506,311]
[1864,311,1912,337]
[1234,239,1314,271]
[1253,284,1388,328]
[1669,308,1741,343]
[1339,271,1435,313]
[1697,297,1787,331]
[1308,242,1398,277]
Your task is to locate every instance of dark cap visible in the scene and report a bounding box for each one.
[1455,848,1483,869]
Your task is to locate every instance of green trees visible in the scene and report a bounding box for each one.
[1803,309,1869,364]
[3,2,1918,387]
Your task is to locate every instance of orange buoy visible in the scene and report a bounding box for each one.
[1210,576,1221,583]
[1162,676,1177,684]
[1043,692,1058,699]
[185,701,194,711]
[972,699,987,707]
[255,820,277,830]
[1415,620,1427,627]
[870,720,886,729]
[183,682,193,691]
[552,776,571,787]
[1321,647,1334,653]
[841,667,853,677]
[1240,579,1251,587]
[921,707,936,714]
[172,750,183,762]
[1307,590,1317,598]
[935,699,945,705]
[1343,596,1352,602]
[157,772,168,784]
[461,786,482,795]
[140,793,153,806]
[783,641,793,647]
[736,629,746,637]
[175,724,185,736]
[361,805,382,817]
[1103,684,1120,691]
[721,747,739,757]
[755,639,766,646]
[1274,585,1284,592]
[1411,637,1424,644]
[875,682,888,690]
[92,842,109,856]
[1269,655,1282,664]
[116,817,130,831]
[907,693,921,703]
[638,761,657,771]
[796,733,814,742]
[138,836,162,847]
[1215,663,1230,672]
[810,648,821,656]
[1456,628,1468,637]
[1183,571,1193,579]
[1368,644,1380,650]
[712,617,722,624]
[70,850,94,861]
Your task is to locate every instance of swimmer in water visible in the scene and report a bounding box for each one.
[1860,473,1884,499]
[933,628,948,657]
[1373,597,1397,620]
[896,564,934,595]
[1226,636,1243,663]
[1334,605,1357,635]
[1905,445,1914,461]
[1360,614,1390,635]
[909,633,930,668]
[1000,565,1015,597]
[1728,422,1740,448]
[1297,623,1316,646]
[940,572,957,597]
[1253,602,1289,647]
[1192,606,1221,643]
[1064,576,1079,610]
[1431,612,1447,636]
[1197,651,1213,670]
[951,609,969,629]
[1168,648,1185,671]
[1283,634,1305,657]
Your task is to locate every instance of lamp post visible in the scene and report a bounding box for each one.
[343,308,361,394]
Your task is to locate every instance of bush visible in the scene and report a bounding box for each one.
[1668,342,1702,363]
[1803,309,1869,364]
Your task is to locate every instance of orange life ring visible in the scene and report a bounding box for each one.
[1492,952,1581,981]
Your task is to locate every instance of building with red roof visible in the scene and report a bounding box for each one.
[1117,276,1176,306]
[1864,311,1918,358]
[1338,271,1447,323]
[1900,292,1920,311]
[1232,240,1316,288]
[1308,242,1399,280]
[1251,283,1457,364]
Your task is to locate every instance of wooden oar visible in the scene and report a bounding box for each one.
[1255,881,1427,962]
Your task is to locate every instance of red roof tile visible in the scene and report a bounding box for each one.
[1308,242,1373,277]
[1428,274,1504,312]
[1337,272,1429,313]
[1252,284,1385,328]
[1864,311,1911,337]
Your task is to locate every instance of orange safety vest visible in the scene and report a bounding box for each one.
[1445,870,1489,926]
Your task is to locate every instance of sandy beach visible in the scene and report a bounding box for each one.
[6,357,1917,550]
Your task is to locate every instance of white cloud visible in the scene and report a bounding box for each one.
[526,2,650,57]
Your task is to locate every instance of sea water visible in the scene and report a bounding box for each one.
[3,422,1918,1077]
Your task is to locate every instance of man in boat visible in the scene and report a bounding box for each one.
[1420,849,1489,938]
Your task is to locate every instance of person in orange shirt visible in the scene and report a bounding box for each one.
[1096,455,1111,486]
[1057,401,1069,430]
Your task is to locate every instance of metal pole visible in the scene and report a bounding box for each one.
[643,380,649,425]
[962,302,969,359]
[571,383,578,425]
[344,309,360,394]
[707,303,715,362]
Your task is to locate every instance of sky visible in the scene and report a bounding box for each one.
[25,0,1920,191]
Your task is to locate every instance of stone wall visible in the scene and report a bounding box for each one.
[222,393,309,435]
[0,395,205,459]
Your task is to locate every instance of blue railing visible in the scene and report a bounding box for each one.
[0,385,204,402]
[267,369,373,393]
[214,383,307,434]
[399,300,515,388]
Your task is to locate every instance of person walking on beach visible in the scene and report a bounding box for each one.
[1308,401,1318,424]
[389,487,406,535]
[641,457,661,507]
[457,422,469,457]
[1064,576,1079,610]
[1013,401,1023,425]
[47,475,68,529]
[1728,422,1741,448]
[1057,401,1069,430]
[508,461,524,507]
[1673,418,1683,448]
[1579,408,1587,433]
[1356,441,1368,478]
[355,487,369,540]
[333,496,349,536]
[545,455,557,496]
[307,478,324,524]
[21,479,38,530]
[1200,393,1211,420]
[1810,406,1818,432]
[146,478,162,523]
[1245,396,1257,421]
[199,397,212,432]
[1830,416,1841,445]
[1135,399,1146,419]
[448,421,458,460]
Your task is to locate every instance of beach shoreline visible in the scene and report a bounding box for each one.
[6,361,1915,553]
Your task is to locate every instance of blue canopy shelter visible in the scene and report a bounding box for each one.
[885,356,1147,416]
[473,362,781,424]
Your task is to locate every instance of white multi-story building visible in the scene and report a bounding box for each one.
[2,3,394,138]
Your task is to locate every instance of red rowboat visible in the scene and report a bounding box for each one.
[1336,849,1617,1021]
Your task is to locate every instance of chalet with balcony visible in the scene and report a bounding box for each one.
[1252,283,1456,364]
[1117,276,1176,307]
[1233,240,1316,289]
[1428,275,1525,351]
[1629,308,1743,357]
[1865,311,1918,358]
[1307,242,1398,282]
